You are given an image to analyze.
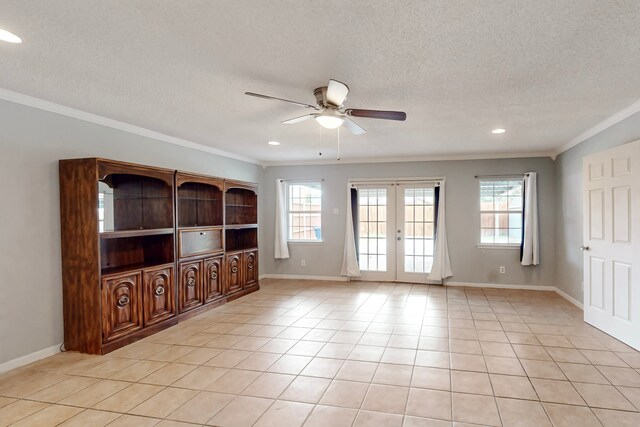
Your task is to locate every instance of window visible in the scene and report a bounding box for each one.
[358,188,388,271]
[287,182,322,241]
[403,187,435,273]
[480,179,523,245]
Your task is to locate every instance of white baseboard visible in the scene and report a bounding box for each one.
[0,344,61,374]
[446,281,584,309]
[554,288,584,309]
[446,281,557,291]
[260,274,348,282]
[259,276,584,309]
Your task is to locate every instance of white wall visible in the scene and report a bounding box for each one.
[555,111,640,301]
[260,157,556,287]
[0,99,261,365]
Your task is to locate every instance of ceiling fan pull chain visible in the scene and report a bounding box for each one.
[337,126,341,161]
[319,125,323,157]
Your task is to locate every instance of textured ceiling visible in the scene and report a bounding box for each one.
[1,0,639,163]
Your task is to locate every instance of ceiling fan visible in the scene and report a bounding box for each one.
[245,79,406,135]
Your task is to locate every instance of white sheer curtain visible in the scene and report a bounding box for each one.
[341,185,361,277]
[427,180,453,283]
[521,172,539,266]
[274,179,289,259]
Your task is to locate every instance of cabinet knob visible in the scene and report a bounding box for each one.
[187,277,196,287]
[155,286,165,296]
[117,295,130,307]
[210,272,218,280]
[231,266,238,273]
[248,263,253,270]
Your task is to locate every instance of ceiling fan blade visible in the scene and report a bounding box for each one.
[346,109,407,121]
[343,118,366,135]
[281,114,316,124]
[245,92,318,109]
[326,80,349,107]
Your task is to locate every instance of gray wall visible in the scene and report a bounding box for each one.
[0,99,261,365]
[260,157,556,288]
[555,111,640,301]
[4,90,636,366]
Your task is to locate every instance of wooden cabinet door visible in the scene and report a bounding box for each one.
[204,256,224,302]
[244,250,258,288]
[101,272,143,343]
[179,260,202,313]
[143,265,175,326]
[226,253,243,294]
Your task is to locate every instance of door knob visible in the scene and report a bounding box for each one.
[397,237,402,241]
[580,246,591,251]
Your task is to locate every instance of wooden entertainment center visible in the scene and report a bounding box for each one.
[59,158,259,354]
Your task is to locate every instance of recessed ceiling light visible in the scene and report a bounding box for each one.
[491,128,506,134]
[0,29,22,44]
[268,141,280,146]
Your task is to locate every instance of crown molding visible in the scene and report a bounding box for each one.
[0,87,260,165]
[555,98,640,157]
[261,151,555,167]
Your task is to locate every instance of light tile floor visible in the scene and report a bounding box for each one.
[2,279,640,426]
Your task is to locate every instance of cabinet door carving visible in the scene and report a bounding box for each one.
[143,266,175,326]
[226,253,243,294]
[204,256,224,302]
[179,260,202,313]
[101,272,143,342]
[244,250,258,288]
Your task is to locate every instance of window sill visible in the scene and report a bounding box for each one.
[288,240,323,244]
[476,244,521,250]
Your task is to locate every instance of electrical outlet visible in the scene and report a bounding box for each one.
[301,259,306,267]
[499,266,506,274]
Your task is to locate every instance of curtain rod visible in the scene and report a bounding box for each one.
[350,180,443,187]
[278,178,325,183]
[475,173,530,179]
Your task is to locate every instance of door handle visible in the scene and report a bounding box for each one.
[580,246,591,251]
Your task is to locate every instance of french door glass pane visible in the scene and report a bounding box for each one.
[404,187,435,273]
[358,188,387,271]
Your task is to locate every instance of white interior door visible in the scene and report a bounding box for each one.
[583,140,640,350]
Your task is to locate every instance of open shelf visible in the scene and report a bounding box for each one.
[99,173,174,232]
[177,181,223,227]
[100,234,174,274]
[225,228,258,252]
[225,187,257,225]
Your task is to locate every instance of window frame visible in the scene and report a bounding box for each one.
[286,181,323,243]
[477,177,524,249]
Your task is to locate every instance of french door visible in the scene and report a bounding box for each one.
[358,183,436,283]
[583,140,640,350]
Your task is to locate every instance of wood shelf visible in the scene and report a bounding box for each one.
[101,261,173,277]
[178,225,223,231]
[225,224,258,229]
[100,228,174,239]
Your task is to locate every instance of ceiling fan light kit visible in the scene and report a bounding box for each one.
[245,79,407,135]
[315,113,344,129]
